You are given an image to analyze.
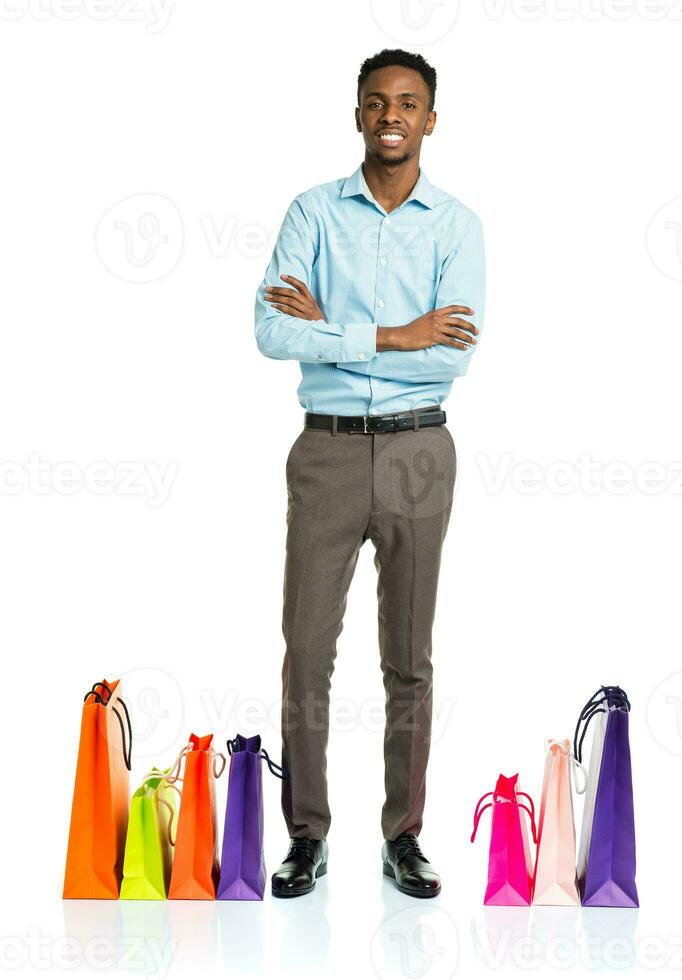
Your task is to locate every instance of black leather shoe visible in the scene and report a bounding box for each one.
[382,832,441,898]
[271,836,328,898]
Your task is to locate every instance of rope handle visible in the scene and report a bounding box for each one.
[212,751,227,778]
[573,686,630,763]
[470,792,494,843]
[161,740,226,783]
[157,796,178,847]
[518,802,538,844]
[517,791,536,825]
[83,681,132,772]
[259,748,289,780]
[470,790,538,844]
[141,768,182,845]
[226,736,289,780]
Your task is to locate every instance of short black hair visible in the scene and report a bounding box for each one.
[357,49,437,112]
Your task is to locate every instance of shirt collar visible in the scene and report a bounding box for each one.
[340,162,434,211]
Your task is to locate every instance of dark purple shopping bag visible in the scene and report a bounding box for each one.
[217,733,288,901]
[574,686,638,908]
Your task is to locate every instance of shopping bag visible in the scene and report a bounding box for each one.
[532,739,581,906]
[120,768,181,900]
[63,679,132,899]
[167,734,226,900]
[471,773,537,906]
[217,734,288,901]
[574,686,638,907]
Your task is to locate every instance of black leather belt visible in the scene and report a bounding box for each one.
[305,406,446,434]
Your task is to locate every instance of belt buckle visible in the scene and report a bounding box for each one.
[349,415,371,433]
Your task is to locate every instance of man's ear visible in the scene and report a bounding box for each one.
[424,109,437,135]
[355,107,362,132]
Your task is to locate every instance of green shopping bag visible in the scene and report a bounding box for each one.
[120,768,180,900]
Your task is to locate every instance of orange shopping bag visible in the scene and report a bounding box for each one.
[168,733,226,900]
[63,679,132,899]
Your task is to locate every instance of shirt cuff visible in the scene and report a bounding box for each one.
[336,323,378,363]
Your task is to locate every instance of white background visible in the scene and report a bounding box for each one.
[2,0,682,977]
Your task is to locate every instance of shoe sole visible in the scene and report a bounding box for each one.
[382,861,441,898]
[271,861,328,898]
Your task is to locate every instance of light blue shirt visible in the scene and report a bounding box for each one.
[254,161,486,415]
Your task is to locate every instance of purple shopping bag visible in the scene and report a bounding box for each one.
[574,686,638,908]
[217,733,288,901]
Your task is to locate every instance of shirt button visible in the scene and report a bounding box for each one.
[377,299,384,310]
[385,215,391,224]
[379,258,387,267]
[357,353,365,360]
[370,409,379,415]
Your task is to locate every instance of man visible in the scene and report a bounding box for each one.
[254,48,486,899]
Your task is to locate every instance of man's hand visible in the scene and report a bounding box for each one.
[264,275,324,321]
[377,305,478,352]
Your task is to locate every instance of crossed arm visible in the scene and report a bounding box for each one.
[254,197,486,384]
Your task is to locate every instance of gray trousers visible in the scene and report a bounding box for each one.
[280,411,456,841]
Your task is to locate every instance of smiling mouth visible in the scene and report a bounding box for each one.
[378,133,406,146]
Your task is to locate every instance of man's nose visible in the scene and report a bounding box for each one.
[379,106,402,124]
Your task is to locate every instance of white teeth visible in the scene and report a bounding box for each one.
[380,133,404,141]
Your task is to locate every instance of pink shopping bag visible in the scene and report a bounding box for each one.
[471,773,537,906]
[532,739,581,906]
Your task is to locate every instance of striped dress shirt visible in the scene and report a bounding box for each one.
[254,161,486,416]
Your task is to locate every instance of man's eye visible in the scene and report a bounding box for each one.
[403,103,416,109]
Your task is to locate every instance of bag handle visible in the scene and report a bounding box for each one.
[573,685,630,763]
[470,792,494,843]
[142,770,183,846]
[212,750,227,778]
[470,790,538,844]
[83,680,132,772]
[163,740,226,782]
[259,748,289,779]
[225,736,289,780]
[518,801,538,844]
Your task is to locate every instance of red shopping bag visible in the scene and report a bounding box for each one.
[168,734,226,900]
[471,773,537,906]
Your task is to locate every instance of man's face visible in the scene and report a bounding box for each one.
[356,65,436,167]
